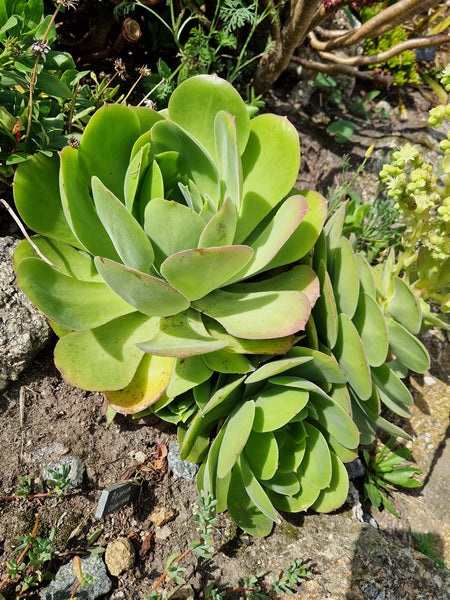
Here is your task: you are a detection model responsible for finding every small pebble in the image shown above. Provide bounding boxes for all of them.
[155,525,172,541]
[105,537,136,577]
[150,506,176,527]
[167,442,199,480]
[134,451,147,463]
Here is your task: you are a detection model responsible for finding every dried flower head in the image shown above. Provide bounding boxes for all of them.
[31,39,51,55]
[138,65,152,77]
[56,0,79,8]
[114,58,128,80]
[68,135,80,148]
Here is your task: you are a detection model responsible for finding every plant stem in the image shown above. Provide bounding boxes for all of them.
[24,3,62,140]
[150,548,192,593]
[0,514,39,593]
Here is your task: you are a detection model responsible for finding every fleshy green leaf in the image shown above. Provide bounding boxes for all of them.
[17,258,135,331]
[245,356,313,384]
[202,349,254,373]
[313,260,338,349]
[229,264,320,307]
[198,196,237,248]
[227,463,274,536]
[95,257,190,317]
[54,312,158,390]
[194,289,311,339]
[236,114,300,243]
[144,198,204,265]
[385,318,430,373]
[217,400,255,478]
[352,292,388,367]
[333,314,372,400]
[252,387,309,432]
[105,353,174,414]
[356,253,377,298]
[262,471,301,496]
[151,119,220,207]
[228,196,309,282]
[329,237,360,319]
[137,310,227,356]
[311,452,349,512]
[91,176,154,272]
[371,363,413,417]
[276,433,306,473]
[265,190,328,270]
[267,481,319,512]
[14,154,79,246]
[284,347,347,384]
[300,422,332,490]
[238,455,277,521]
[13,237,102,282]
[214,111,242,209]
[386,277,422,334]
[308,392,359,449]
[244,431,278,480]
[161,245,254,301]
[166,356,213,397]
[60,147,120,260]
[180,377,245,460]
[124,143,152,214]
[168,74,250,159]
[138,161,164,222]
[78,104,141,203]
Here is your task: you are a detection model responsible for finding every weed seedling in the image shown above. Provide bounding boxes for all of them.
[363,436,422,518]
[146,492,311,599]
[0,515,58,598]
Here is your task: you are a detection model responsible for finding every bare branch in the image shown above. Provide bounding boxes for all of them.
[316,32,450,66]
[291,55,395,84]
[316,0,442,51]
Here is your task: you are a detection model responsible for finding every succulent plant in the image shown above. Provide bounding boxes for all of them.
[172,204,431,537]
[312,205,430,445]
[13,74,326,416]
[13,74,430,538]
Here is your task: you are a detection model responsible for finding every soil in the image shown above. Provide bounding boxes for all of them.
[0,6,449,597]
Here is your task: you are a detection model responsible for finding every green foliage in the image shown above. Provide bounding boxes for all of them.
[363,436,421,518]
[45,463,71,498]
[0,0,121,175]
[146,492,311,599]
[412,532,449,570]
[117,0,277,105]
[13,74,430,537]
[16,476,32,499]
[6,527,57,596]
[379,66,450,328]
[360,5,420,86]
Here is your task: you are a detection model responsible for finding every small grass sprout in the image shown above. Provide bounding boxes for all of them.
[412,532,449,570]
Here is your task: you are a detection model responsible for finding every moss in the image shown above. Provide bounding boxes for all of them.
[53,511,85,548]
[276,521,302,541]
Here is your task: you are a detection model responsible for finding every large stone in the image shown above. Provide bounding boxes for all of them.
[0,236,52,389]
[40,555,112,600]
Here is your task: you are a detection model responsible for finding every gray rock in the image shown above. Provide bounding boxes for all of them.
[345,457,365,479]
[0,236,52,389]
[30,442,68,464]
[167,442,199,480]
[40,555,112,600]
[42,456,85,489]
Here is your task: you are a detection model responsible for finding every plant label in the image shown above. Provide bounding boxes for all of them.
[95,482,139,518]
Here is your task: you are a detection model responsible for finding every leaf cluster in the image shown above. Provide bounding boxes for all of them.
[363,436,421,517]
[0,0,121,176]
